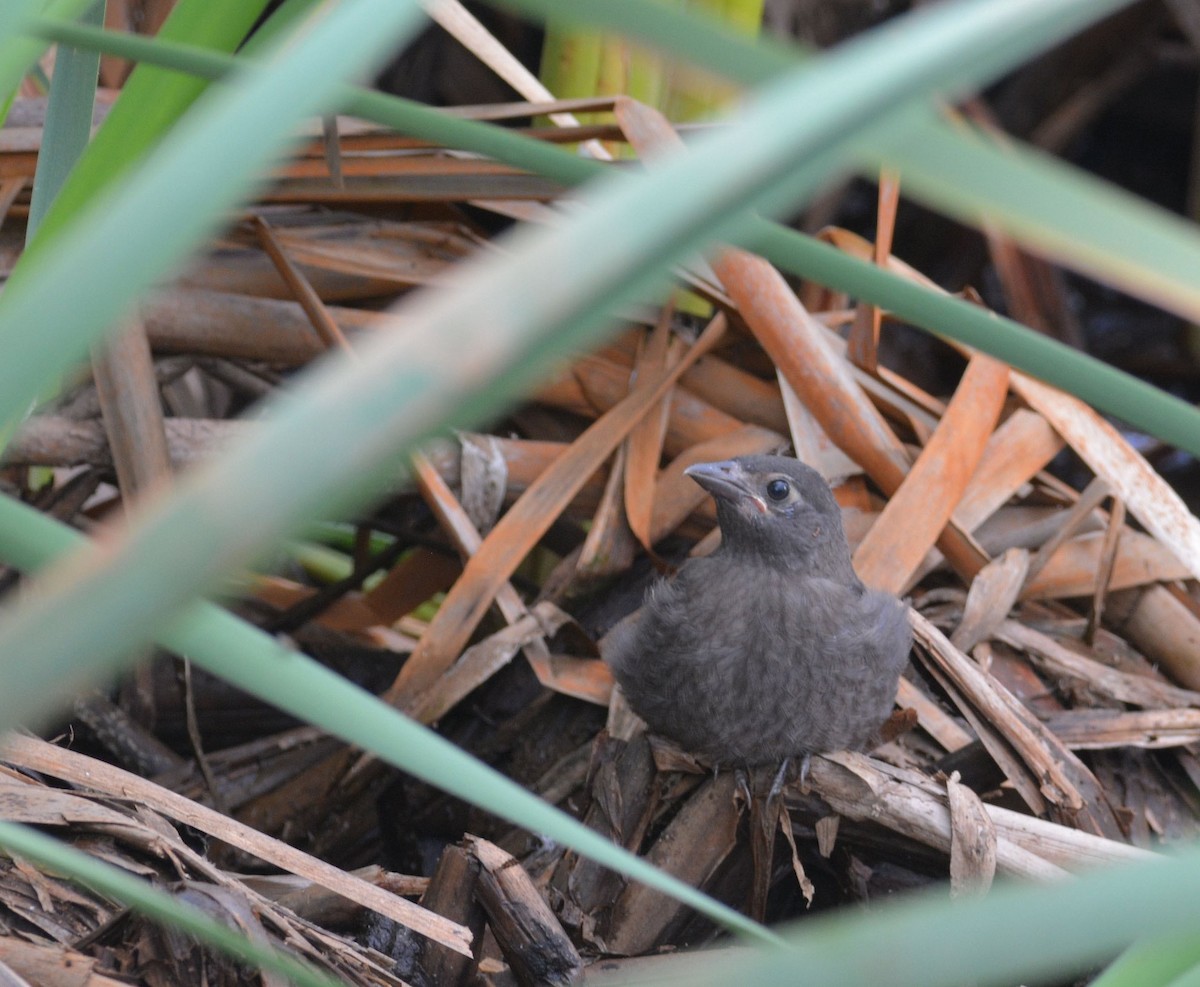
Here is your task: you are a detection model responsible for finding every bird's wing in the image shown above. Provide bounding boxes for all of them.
[598,609,643,674]
[795,580,911,673]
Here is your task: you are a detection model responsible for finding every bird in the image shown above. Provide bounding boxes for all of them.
[603,455,912,774]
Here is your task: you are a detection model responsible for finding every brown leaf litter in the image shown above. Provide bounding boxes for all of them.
[3,33,1200,983]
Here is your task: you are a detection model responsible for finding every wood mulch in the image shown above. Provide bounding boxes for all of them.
[3,7,1200,984]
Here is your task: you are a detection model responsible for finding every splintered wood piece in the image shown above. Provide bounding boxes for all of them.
[803,753,1063,880]
[811,748,1154,870]
[1041,708,1200,750]
[895,678,975,753]
[951,548,1030,654]
[1011,370,1200,581]
[853,353,1009,594]
[946,771,997,897]
[1086,497,1126,644]
[385,315,725,705]
[0,937,127,987]
[419,845,486,987]
[603,772,740,956]
[916,637,1049,817]
[743,764,793,920]
[71,690,185,777]
[0,734,473,958]
[776,371,861,480]
[91,318,173,503]
[778,800,817,906]
[466,836,582,987]
[997,619,1200,709]
[1021,476,1111,590]
[623,308,675,551]
[551,734,659,923]
[952,408,1066,531]
[1114,585,1200,690]
[578,443,638,578]
[911,612,1126,839]
[847,169,900,373]
[252,214,352,353]
[1021,530,1192,600]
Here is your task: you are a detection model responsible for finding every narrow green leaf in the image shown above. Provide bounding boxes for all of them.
[872,107,1200,329]
[0,823,344,987]
[1091,935,1200,987]
[0,0,428,432]
[602,847,1199,987]
[0,0,96,113]
[1167,964,1200,987]
[24,0,276,258]
[36,11,1200,460]
[746,218,1200,455]
[26,0,104,238]
[0,0,41,43]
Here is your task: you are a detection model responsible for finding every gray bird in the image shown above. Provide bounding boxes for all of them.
[604,455,911,770]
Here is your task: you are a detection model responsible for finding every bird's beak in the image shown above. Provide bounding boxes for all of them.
[684,460,767,513]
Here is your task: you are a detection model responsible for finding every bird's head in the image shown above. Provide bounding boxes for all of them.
[684,455,855,576]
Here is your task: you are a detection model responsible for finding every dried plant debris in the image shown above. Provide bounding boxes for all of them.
[0,756,432,986]
[5,11,1200,980]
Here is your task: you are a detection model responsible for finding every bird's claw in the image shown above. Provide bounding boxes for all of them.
[734,765,753,805]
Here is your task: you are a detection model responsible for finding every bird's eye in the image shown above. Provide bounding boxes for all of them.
[766,478,790,501]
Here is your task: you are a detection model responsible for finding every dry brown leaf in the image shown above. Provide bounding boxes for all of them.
[854,353,1009,593]
[384,316,726,704]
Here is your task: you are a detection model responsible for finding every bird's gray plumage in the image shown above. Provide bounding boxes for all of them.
[604,455,911,766]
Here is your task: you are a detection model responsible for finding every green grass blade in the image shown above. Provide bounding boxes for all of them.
[1091,935,1200,987]
[30,17,1200,461]
[0,0,97,111]
[871,107,1200,327]
[26,0,104,237]
[746,218,1200,454]
[1167,965,1200,987]
[0,0,428,432]
[604,847,1200,987]
[501,0,1200,331]
[0,0,41,42]
[0,823,345,987]
[23,0,276,259]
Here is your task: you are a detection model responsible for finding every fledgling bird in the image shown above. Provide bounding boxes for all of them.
[604,455,911,770]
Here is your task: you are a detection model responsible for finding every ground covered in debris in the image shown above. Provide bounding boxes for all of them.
[4,3,1200,985]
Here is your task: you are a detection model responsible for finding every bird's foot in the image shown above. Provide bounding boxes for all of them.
[734,765,753,806]
[795,753,811,791]
[760,754,810,803]
[768,757,791,802]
